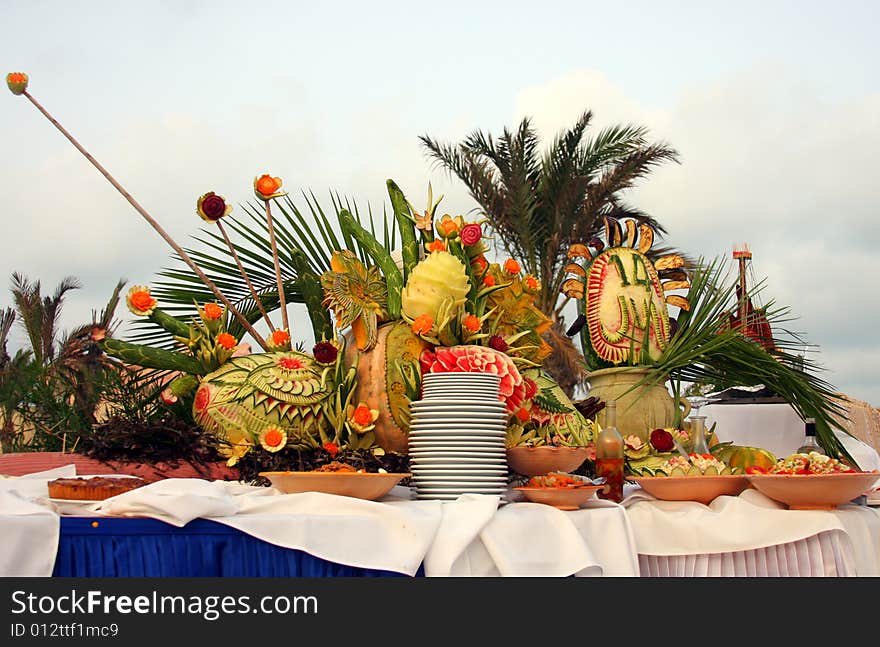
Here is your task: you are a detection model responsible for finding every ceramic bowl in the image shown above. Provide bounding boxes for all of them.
[746,471,880,510]
[505,446,590,477]
[631,474,749,505]
[259,471,410,500]
[513,485,603,510]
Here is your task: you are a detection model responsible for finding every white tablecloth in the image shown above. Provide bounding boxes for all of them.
[3,465,879,578]
[623,484,880,576]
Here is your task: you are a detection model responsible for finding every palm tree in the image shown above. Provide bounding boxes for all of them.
[420,110,679,395]
[2,274,127,451]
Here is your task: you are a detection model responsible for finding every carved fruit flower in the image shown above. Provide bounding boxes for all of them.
[347,402,379,434]
[259,425,288,452]
[320,250,388,351]
[126,285,157,316]
[649,428,675,452]
[419,345,526,413]
[268,329,291,350]
[6,72,28,95]
[253,174,286,200]
[460,223,482,246]
[196,192,232,222]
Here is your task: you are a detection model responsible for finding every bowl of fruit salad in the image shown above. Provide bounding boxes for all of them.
[745,451,880,510]
[513,472,604,510]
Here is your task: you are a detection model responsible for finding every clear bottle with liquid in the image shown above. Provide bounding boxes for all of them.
[796,418,825,455]
[596,400,624,502]
[690,416,710,455]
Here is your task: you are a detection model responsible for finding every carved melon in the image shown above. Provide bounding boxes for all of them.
[345,321,431,453]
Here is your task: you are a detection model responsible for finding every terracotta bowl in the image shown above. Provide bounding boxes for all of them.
[259,471,411,500]
[505,446,590,477]
[631,475,749,505]
[746,471,880,510]
[514,485,603,510]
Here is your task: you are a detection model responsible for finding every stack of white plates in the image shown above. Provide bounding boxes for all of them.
[409,373,509,501]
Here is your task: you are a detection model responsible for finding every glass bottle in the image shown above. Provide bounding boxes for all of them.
[596,400,624,502]
[690,416,710,455]
[796,418,825,455]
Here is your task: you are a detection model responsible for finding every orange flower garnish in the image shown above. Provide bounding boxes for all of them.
[463,314,481,333]
[503,258,521,274]
[323,441,339,458]
[516,407,531,422]
[6,72,28,95]
[482,275,496,287]
[126,285,157,316]
[216,332,237,350]
[471,255,488,272]
[524,274,540,291]
[437,214,463,238]
[347,401,379,433]
[270,329,290,347]
[259,425,287,453]
[352,405,374,426]
[411,314,433,335]
[425,239,447,253]
[202,303,223,320]
[254,174,285,200]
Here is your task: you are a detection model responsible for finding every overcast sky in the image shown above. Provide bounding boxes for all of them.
[2,0,878,406]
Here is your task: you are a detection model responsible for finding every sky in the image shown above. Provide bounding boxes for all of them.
[1,0,878,406]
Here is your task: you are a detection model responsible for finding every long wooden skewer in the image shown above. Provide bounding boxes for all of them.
[19,88,270,351]
[262,200,290,333]
[216,220,275,332]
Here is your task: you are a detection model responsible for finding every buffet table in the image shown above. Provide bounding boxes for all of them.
[3,465,879,578]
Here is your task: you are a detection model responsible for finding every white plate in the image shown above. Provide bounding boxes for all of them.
[412,467,509,475]
[409,422,507,429]
[411,459,507,467]
[423,373,501,380]
[408,448,506,456]
[411,400,506,408]
[409,427,506,436]
[413,479,509,486]
[408,440,506,448]
[410,418,507,426]
[415,488,506,495]
[411,414,508,423]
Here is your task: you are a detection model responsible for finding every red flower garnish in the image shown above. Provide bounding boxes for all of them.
[197,192,231,222]
[312,341,338,364]
[482,275,496,287]
[487,335,508,352]
[460,223,482,246]
[216,332,237,350]
[323,441,339,458]
[649,428,674,452]
[503,258,521,274]
[515,407,531,422]
[523,376,538,400]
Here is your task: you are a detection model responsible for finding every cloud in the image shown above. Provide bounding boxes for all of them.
[513,65,880,405]
[3,63,877,407]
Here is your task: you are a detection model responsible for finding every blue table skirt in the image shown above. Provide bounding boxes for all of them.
[54,517,421,577]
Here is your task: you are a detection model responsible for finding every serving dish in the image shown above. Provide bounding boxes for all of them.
[631,474,749,505]
[513,484,603,510]
[259,471,410,500]
[746,471,880,510]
